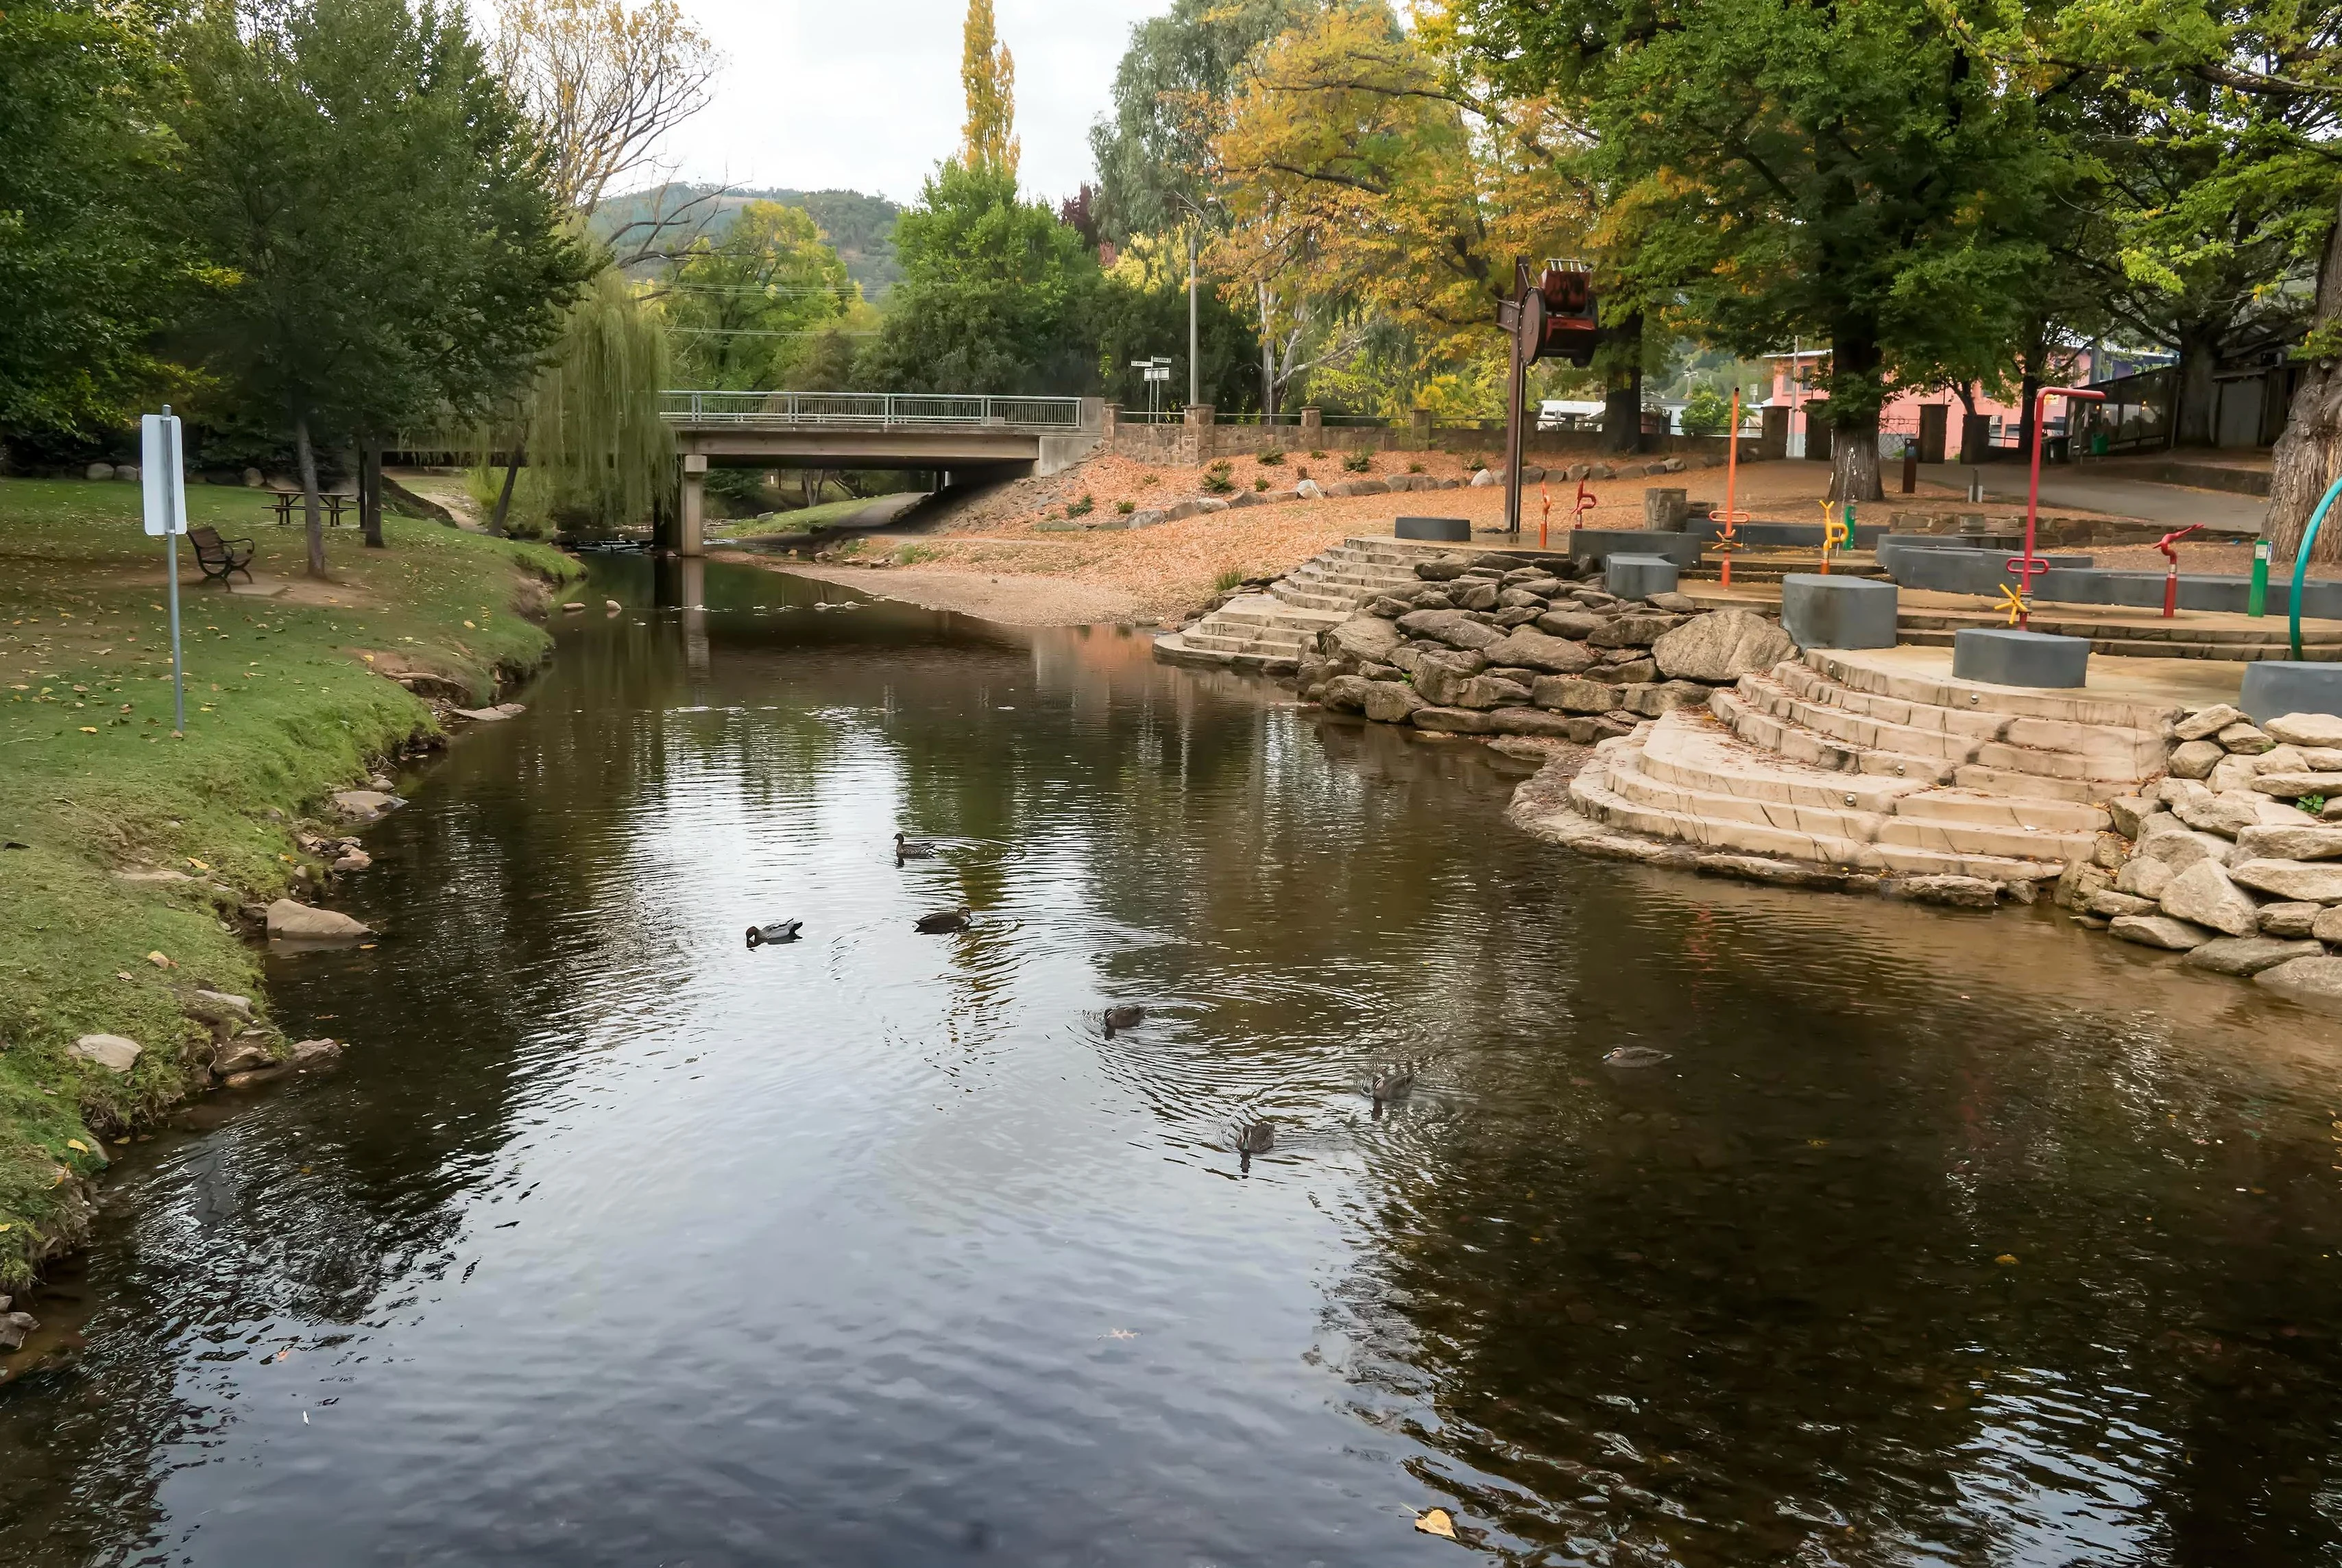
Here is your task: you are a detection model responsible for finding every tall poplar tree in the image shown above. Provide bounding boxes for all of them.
[960,0,1019,178]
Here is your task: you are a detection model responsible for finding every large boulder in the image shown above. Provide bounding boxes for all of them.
[2106,796,2156,838]
[1414,555,1474,581]
[2260,901,2321,937]
[2230,858,2342,902]
[266,899,373,941]
[1650,610,1795,682]
[2247,772,2334,799]
[1318,675,1375,713]
[70,1034,141,1074]
[2265,712,2342,748]
[1621,681,1713,717]
[1451,581,1501,611]
[1451,675,1534,710]
[2173,703,2244,742]
[2255,954,2342,1004]
[1534,608,1606,640]
[2217,721,2275,754]
[1487,708,1580,737]
[2138,827,2232,872]
[1411,706,1495,734]
[2110,913,2213,950]
[2158,860,2261,937]
[332,790,398,821]
[2112,856,2173,898]
[2166,740,2223,780]
[2172,790,2263,839]
[2234,823,2342,862]
[2184,936,2322,976]
[1360,682,1426,725]
[1590,613,1685,649]
[1329,615,1403,665]
[1395,609,1505,651]
[1481,628,1595,675]
[1532,676,1624,714]
[1413,653,1488,707]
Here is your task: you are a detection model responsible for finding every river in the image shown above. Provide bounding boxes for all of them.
[1,557,2339,1566]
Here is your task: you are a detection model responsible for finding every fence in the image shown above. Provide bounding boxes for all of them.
[658,391,1089,429]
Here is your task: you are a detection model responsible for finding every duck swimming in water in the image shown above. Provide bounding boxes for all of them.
[1101,1004,1145,1036]
[914,907,972,933]
[895,832,936,861]
[745,919,802,948]
[1366,1063,1416,1113]
[1231,1118,1275,1171]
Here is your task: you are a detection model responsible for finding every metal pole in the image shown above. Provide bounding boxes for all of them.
[163,407,186,735]
[1504,323,1525,538]
[1187,228,1200,409]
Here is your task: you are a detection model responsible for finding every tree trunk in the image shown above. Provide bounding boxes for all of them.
[1258,281,1277,419]
[293,411,327,578]
[2015,369,2041,459]
[1827,330,1885,502]
[2173,324,2223,448]
[2267,193,2342,561]
[359,437,385,548]
[490,426,527,537]
[1602,311,1644,455]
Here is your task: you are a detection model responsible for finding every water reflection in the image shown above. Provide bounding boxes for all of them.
[0,559,2338,1567]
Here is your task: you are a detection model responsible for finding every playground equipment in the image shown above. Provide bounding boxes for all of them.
[2156,524,2203,618]
[2005,385,2105,629]
[2251,539,2271,618]
[1497,258,1602,536]
[1816,500,1852,574]
[1711,389,1752,586]
[2292,477,2342,660]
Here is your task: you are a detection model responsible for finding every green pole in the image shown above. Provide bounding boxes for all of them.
[2249,539,2269,618]
[2289,477,2342,661]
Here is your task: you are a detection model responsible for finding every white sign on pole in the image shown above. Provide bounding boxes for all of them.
[140,413,186,536]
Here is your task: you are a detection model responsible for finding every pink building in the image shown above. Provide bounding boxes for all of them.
[1758,347,2116,460]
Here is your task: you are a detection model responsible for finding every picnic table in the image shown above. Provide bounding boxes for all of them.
[265,490,358,527]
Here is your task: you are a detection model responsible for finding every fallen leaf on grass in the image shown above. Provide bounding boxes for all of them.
[145,951,173,969]
[77,727,96,735]
[64,1140,86,1153]
[114,972,134,982]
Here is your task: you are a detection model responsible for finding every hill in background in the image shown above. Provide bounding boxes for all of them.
[596,184,904,298]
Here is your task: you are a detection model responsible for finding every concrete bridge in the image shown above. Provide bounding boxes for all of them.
[661,391,1104,554]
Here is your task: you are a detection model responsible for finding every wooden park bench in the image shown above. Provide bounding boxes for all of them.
[189,526,256,584]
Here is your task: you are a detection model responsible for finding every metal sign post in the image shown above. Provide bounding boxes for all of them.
[141,406,189,734]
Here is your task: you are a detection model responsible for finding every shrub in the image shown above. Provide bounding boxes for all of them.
[1253,477,1270,491]
[1066,493,1095,517]
[2306,793,2330,816]
[1296,467,1310,481]
[1202,460,1235,495]
[1342,450,1373,473]
[1257,449,1285,466]
[1115,499,1136,515]
[1213,567,1244,592]
[1407,461,1427,474]
[895,543,938,565]
[1309,448,1327,459]
[1139,472,1159,487]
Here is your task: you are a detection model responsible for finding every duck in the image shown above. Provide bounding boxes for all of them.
[895,831,937,861]
[914,907,972,934]
[1101,1004,1145,1037]
[1231,1118,1275,1171]
[1602,1045,1671,1069]
[1366,1063,1416,1111]
[745,919,802,948]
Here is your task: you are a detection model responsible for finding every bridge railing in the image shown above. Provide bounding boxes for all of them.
[660,391,1087,429]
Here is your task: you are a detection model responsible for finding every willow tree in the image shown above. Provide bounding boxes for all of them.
[487,267,673,538]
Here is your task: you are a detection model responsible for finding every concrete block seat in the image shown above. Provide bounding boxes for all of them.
[1780,573,1898,649]
[1953,627,2090,688]
[1566,710,2102,880]
[2241,661,2342,724]
[1605,554,1680,600]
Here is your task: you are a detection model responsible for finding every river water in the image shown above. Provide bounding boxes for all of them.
[3,558,2341,1566]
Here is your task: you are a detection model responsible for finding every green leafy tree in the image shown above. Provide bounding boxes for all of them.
[662,201,857,389]
[858,161,1100,394]
[171,0,583,572]
[0,0,189,438]
[1678,383,1730,437]
[1089,235,1261,411]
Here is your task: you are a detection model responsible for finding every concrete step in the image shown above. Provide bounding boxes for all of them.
[1736,671,1985,763]
[1771,658,2164,782]
[1948,763,2106,805]
[1803,648,2184,734]
[1710,688,1959,785]
[1606,740,1890,841]
[1569,742,2064,880]
[1873,814,2098,863]
[1772,660,2006,740]
[1637,710,1931,814]
[1887,789,2108,834]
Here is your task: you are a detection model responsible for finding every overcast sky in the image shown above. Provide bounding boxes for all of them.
[653,0,1166,206]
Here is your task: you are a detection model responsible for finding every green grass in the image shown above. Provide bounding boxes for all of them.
[721,495,897,538]
[0,478,579,1283]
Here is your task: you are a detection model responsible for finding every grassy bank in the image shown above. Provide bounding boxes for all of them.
[0,479,581,1283]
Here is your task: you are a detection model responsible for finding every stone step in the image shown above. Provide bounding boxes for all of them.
[1710,688,1959,785]
[1637,710,1931,814]
[1948,762,2106,805]
[1872,814,2098,863]
[1569,744,2064,880]
[1736,671,1984,763]
[1886,789,2108,834]
[1606,740,1890,841]
[1270,587,1362,613]
[1803,648,2184,733]
[1772,660,2006,740]
[1774,658,2164,782]
[1183,625,1314,653]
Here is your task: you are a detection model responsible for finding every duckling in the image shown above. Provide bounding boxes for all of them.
[895,831,937,861]
[1366,1063,1416,1112]
[1231,1118,1275,1171]
[1101,1004,1145,1037]
[745,919,801,948]
[914,907,972,934]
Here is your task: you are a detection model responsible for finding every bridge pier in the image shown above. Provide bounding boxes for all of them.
[679,453,706,557]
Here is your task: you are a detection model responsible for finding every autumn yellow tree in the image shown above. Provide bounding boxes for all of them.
[959,0,1019,178]
[1207,2,1587,414]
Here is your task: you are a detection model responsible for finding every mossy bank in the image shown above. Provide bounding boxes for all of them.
[0,479,582,1285]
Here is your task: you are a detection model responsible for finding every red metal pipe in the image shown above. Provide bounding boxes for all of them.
[2011,386,2105,628]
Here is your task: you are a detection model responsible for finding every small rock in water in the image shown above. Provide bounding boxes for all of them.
[0,1311,39,1353]
[1602,1046,1671,1068]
